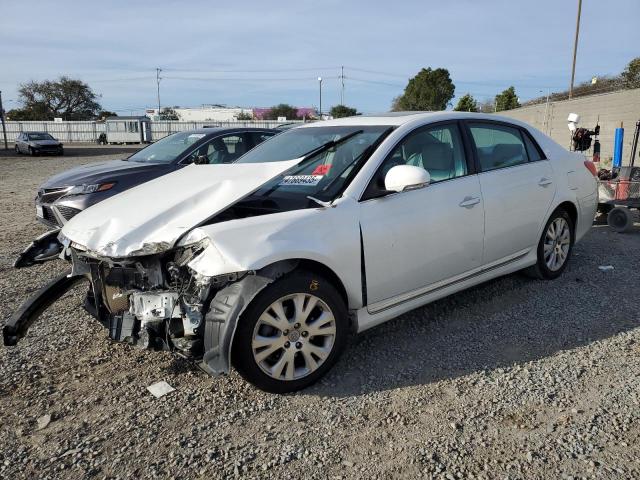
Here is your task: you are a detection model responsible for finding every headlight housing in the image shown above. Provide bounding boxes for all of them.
[66,182,116,196]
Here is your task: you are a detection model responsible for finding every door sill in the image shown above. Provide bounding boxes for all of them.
[367,249,530,314]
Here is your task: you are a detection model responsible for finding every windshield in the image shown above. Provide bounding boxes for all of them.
[236,125,384,164]
[28,133,54,141]
[128,131,206,163]
[239,125,392,204]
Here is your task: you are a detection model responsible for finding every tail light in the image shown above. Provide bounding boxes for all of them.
[584,160,597,177]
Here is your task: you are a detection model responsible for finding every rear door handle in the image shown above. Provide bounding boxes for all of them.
[538,177,553,187]
[459,196,481,208]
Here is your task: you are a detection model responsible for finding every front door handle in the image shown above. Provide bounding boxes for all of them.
[538,177,553,187]
[459,196,481,208]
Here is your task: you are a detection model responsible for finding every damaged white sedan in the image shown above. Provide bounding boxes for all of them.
[4,112,598,393]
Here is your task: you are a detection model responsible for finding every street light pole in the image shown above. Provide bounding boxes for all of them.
[156,68,162,118]
[318,77,323,119]
[0,91,8,150]
[569,0,582,100]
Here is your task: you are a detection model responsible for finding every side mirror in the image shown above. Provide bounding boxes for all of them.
[193,154,209,165]
[384,165,430,193]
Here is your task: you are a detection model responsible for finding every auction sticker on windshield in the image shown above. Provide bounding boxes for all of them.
[279,175,323,186]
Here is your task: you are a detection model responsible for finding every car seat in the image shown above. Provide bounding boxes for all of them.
[491,144,525,169]
[419,142,454,182]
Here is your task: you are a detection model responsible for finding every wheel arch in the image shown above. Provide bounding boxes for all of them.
[257,258,350,309]
[554,200,578,230]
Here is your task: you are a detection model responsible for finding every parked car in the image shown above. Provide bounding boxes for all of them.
[33,127,277,228]
[5,112,598,393]
[15,132,64,156]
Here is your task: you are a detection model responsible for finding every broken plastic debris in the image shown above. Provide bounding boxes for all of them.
[147,381,175,398]
[598,265,614,271]
[36,414,52,430]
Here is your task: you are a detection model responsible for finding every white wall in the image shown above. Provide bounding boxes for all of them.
[146,106,254,122]
[500,88,640,166]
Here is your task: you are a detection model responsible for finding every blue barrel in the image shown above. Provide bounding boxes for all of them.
[613,128,624,167]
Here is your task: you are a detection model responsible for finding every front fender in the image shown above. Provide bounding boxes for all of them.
[187,202,362,308]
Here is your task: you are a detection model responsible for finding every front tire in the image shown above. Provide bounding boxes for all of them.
[29,147,37,156]
[232,271,348,393]
[525,208,574,280]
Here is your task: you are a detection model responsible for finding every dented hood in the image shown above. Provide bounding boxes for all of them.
[61,160,300,257]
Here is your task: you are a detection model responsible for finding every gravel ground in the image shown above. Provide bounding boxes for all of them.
[0,147,639,479]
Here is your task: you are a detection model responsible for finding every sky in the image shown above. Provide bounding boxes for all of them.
[1,0,638,115]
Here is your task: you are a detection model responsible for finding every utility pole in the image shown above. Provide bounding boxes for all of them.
[569,0,582,99]
[340,66,345,105]
[156,68,162,118]
[318,77,323,119]
[0,91,7,150]
[543,88,551,134]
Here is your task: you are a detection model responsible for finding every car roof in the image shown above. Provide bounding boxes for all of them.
[180,127,278,135]
[297,111,530,129]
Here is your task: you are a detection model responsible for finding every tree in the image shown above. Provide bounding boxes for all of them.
[262,104,300,120]
[453,94,478,112]
[330,104,358,118]
[392,68,455,111]
[16,76,101,120]
[621,57,640,89]
[97,110,118,120]
[6,106,48,120]
[159,107,179,120]
[235,111,253,120]
[494,86,520,112]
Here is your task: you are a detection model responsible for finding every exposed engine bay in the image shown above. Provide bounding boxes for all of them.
[3,230,300,376]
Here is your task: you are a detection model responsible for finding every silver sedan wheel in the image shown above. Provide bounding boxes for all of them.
[251,293,336,381]
[544,217,571,271]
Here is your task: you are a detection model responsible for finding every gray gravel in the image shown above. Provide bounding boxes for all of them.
[1,147,639,479]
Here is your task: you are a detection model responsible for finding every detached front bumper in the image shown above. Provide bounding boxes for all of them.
[3,270,84,346]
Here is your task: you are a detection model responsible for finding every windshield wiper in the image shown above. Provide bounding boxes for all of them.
[306,196,335,208]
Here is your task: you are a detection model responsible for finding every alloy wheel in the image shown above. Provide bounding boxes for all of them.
[544,217,570,271]
[251,293,336,381]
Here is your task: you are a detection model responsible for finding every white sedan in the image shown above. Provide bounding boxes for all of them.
[5,112,598,393]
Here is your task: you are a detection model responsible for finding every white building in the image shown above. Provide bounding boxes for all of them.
[146,105,253,122]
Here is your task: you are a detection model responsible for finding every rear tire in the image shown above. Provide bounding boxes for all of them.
[232,270,348,393]
[525,208,574,280]
[607,207,634,233]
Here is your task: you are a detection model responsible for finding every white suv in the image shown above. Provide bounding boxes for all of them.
[6,112,598,393]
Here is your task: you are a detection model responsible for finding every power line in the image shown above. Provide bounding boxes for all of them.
[345,66,409,79]
[163,75,340,82]
[347,77,405,88]
[164,66,340,73]
[89,76,156,83]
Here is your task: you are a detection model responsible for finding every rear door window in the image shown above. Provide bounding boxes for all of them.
[468,123,529,172]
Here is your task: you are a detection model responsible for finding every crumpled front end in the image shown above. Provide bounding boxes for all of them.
[4,233,289,376]
[68,237,279,374]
